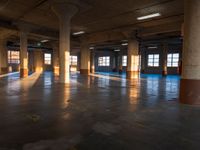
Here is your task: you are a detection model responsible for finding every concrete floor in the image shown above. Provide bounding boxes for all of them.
[0,72,200,150]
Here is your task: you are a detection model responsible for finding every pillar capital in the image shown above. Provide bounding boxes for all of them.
[51,0,78,20]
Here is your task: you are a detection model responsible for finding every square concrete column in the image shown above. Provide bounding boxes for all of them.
[0,39,8,74]
[20,31,28,78]
[80,43,90,75]
[33,49,44,72]
[126,39,139,79]
[180,0,200,105]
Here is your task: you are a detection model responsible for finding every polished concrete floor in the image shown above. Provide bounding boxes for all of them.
[0,72,200,150]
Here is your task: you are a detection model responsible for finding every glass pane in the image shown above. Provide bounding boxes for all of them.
[168,54,172,58]
[148,62,153,67]
[148,60,153,63]
[154,54,159,59]
[173,53,179,58]
[167,63,172,67]
[172,63,178,67]
[154,59,159,63]
[154,63,159,67]
[148,55,153,59]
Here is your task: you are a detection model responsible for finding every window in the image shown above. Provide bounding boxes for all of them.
[70,56,78,65]
[167,53,179,67]
[8,50,20,64]
[122,55,127,66]
[148,54,159,67]
[44,53,52,65]
[98,56,110,66]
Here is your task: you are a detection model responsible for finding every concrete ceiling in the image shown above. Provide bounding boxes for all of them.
[0,0,184,45]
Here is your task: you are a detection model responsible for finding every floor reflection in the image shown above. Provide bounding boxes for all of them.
[1,71,196,150]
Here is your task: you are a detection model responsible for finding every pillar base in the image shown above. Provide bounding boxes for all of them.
[126,71,139,79]
[80,69,90,75]
[20,68,28,78]
[162,70,167,76]
[180,79,200,105]
[1,67,8,74]
[90,69,95,74]
[53,67,59,75]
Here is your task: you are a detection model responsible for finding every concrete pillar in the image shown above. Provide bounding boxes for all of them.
[126,39,139,79]
[162,43,168,76]
[180,0,200,105]
[52,1,78,83]
[28,51,34,72]
[140,47,146,74]
[52,43,59,75]
[80,43,90,75]
[20,31,28,78]
[33,49,43,72]
[90,49,95,73]
[118,51,123,73]
[0,39,8,74]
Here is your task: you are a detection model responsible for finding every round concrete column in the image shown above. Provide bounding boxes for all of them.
[80,43,90,75]
[90,49,95,73]
[0,39,8,74]
[20,31,28,78]
[180,0,200,105]
[52,1,78,83]
[126,39,139,79]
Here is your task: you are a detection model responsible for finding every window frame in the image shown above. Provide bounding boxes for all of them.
[44,53,52,65]
[98,56,110,67]
[167,53,179,67]
[147,54,160,67]
[70,55,78,66]
[122,55,127,67]
[8,50,20,64]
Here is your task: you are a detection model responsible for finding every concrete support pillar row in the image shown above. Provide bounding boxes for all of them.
[0,39,8,74]
[80,43,90,75]
[20,31,28,78]
[180,0,200,105]
[52,1,78,83]
[33,50,43,72]
[126,39,139,79]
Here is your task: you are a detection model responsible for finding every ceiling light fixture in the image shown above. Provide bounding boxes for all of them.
[137,13,161,20]
[73,31,85,35]
[41,40,49,43]
[114,49,120,52]
[121,43,128,46]
[148,46,158,49]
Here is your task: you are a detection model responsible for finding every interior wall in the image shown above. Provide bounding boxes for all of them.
[95,51,115,72]
[141,44,182,75]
